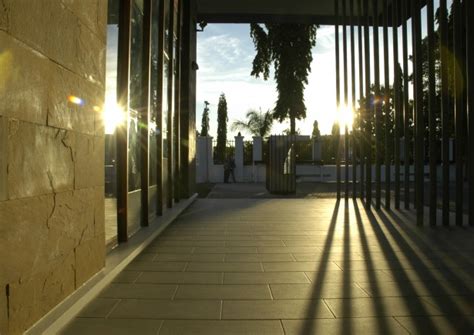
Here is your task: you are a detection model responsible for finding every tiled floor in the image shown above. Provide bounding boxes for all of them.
[61,198,474,334]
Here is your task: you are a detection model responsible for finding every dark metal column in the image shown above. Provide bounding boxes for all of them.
[335,0,342,199]
[373,0,381,210]
[402,0,410,210]
[343,0,349,199]
[174,0,183,203]
[392,0,401,209]
[412,0,424,226]
[382,0,391,209]
[358,0,365,200]
[453,0,465,226]
[156,0,166,215]
[364,0,372,209]
[167,0,175,208]
[427,0,437,225]
[140,0,152,226]
[179,0,197,199]
[350,0,357,198]
[439,0,450,226]
[116,0,132,242]
[467,0,474,226]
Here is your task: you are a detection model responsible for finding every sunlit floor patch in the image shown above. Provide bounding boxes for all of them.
[61,198,474,335]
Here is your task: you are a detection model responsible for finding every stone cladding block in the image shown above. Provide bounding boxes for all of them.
[75,134,104,190]
[48,65,104,135]
[7,120,75,199]
[8,252,76,335]
[0,31,50,125]
[0,116,6,200]
[75,235,105,286]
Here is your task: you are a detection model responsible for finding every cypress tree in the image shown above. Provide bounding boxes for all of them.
[200,101,210,136]
[216,93,228,163]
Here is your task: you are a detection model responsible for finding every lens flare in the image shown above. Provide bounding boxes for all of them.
[68,95,84,106]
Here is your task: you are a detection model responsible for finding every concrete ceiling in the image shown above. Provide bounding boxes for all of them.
[196,0,424,26]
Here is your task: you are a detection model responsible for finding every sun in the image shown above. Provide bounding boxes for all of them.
[103,93,125,135]
[338,104,354,133]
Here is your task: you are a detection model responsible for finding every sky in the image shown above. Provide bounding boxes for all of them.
[102,1,443,138]
[196,2,440,138]
[196,24,338,138]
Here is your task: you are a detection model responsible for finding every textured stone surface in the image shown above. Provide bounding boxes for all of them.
[0,187,105,301]
[0,116,6,201]
[48,66,100,136]
[6,0,77,70]
[60,0,105,42]
[0,31,50,125]
[7,121,75,199]
[75,235,105,287]
[0,0,10,32]
[76,17,106,85]
[3,0,106,85]
[1,0,106,332]
[0,292,6,335]
[8,252,76,335]
[0,194,54,284]
[75,135,104,189]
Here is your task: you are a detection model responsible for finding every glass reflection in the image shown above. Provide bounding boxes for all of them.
[128,0,144,191]
[104,0,120,245]
[149,0,160,186]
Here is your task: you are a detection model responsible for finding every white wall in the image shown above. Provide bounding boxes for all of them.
[196,136,458,183]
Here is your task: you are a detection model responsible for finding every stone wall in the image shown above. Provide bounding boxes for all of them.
[0,1,107,333]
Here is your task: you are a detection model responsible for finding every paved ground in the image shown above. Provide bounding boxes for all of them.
[206,182,341,199]
[61,198,474,334]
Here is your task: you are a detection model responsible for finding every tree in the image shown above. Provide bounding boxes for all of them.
[215,94,228,163]
[231,108,274,137]
[200,101,210,136]
[311,120,321,140]
[250,23,318,134]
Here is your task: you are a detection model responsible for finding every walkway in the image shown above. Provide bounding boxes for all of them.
[61,198,474,334]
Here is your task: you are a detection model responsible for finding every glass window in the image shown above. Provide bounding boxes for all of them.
[162,0,170,158]
[104,0,120,245]
[128,0,144,191]
[149,0,160,186]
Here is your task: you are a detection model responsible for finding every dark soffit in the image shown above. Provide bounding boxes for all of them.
[196,0,428,26]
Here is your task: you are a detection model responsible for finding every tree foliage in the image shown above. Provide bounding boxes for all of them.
[231,108,274,137]
[216,93,228,163]
[250,23,318,134]
[200,101,210,137]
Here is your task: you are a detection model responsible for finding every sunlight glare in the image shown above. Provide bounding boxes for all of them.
[104,95,125,134]
[338,104,354,132]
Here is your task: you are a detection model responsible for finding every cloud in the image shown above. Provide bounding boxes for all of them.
[315,25,337,51]
[196,24,339,138]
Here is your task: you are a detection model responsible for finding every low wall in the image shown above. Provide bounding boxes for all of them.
[199,163,458,184]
